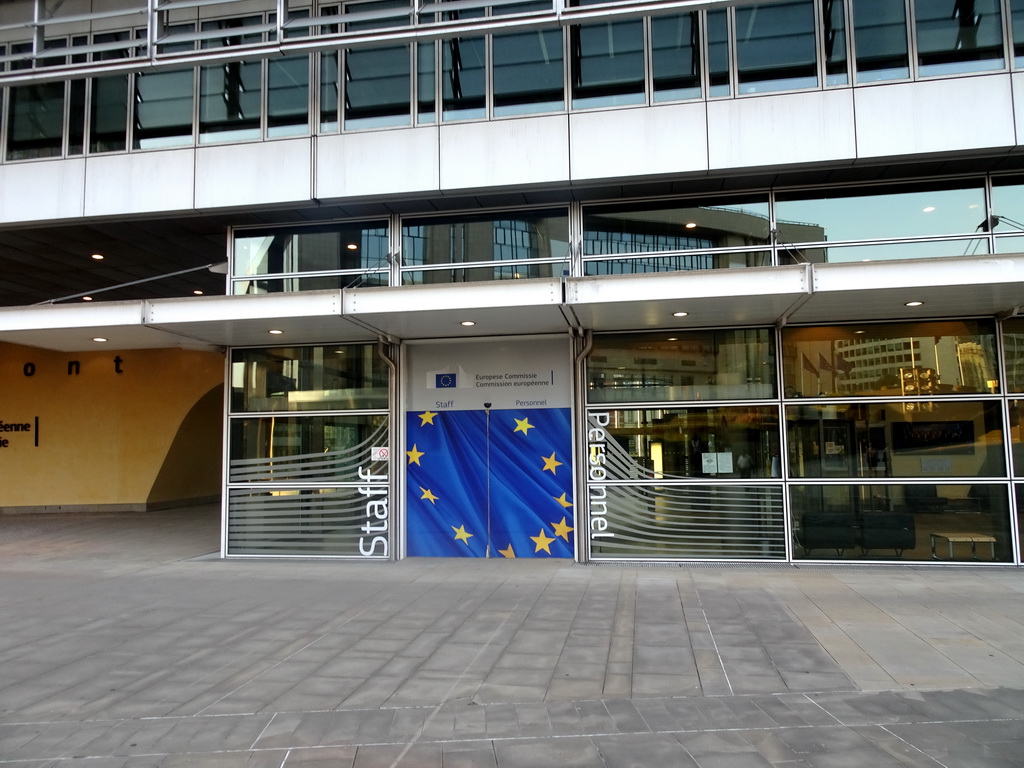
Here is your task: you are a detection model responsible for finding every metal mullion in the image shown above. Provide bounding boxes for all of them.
[812,0,825,89]
[642,14,652,106]
[390,212,402,286]
[995,319,1021,563]
[905,0,918,80]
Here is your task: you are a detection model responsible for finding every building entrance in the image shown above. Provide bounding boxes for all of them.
[404,338,575,558]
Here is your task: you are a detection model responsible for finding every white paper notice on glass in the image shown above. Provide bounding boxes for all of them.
[702,453,718,473]
[716,452,733,474]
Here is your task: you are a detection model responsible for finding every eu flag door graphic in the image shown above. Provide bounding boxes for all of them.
[405,339,575,558]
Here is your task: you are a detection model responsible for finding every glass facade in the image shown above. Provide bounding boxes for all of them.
[227,343,391,557]
[585,321,1019,564]
[6,0,1024,162]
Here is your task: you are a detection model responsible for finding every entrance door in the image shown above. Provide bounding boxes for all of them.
[404,338,575,558]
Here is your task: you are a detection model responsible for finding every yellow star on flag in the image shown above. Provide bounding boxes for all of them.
[531,528,556,554]
[452,525,473,544]
[407,444,425,465]
[541,452,563,474]
[553,492,573,509]
[498,543,516,558]
[420,487,439,504]
[513,417,534,435]
[552,517,574,541]
[419,410,438,426]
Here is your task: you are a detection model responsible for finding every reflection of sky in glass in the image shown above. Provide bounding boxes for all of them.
[990,183,1024,230]
[819,239,989,263]
[776,186,985,242]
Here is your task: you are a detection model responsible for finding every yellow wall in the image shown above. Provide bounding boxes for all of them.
[0,342,224,511]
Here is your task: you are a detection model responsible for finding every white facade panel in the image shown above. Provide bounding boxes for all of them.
[707,89,856,170]
[438,116,569,191]
[569,103,708,181]
[194,139,312,210]
[0,159,85,224]
[854,75,1016,159]
[315,128,440,200]
[83,150,196,218]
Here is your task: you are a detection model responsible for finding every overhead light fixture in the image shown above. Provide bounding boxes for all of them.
[922,206,936,213]
[269,329,284,335]
[92,337,107,343]
[460,321,476,327]
[193,289,204,295]
[667,337,678,341]
[346,243,359,250]
[90,253,104,260]
[685,222,697,229]
[854,329,866,334]
[672,311,689,317]
[82,296,93,301]
[905,301,924,307]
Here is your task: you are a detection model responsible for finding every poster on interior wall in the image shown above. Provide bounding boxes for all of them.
[405,338,574,558]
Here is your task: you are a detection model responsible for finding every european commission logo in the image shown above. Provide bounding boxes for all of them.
[435,373,457,388]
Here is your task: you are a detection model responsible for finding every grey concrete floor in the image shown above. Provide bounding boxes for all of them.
[1,506,1023,766]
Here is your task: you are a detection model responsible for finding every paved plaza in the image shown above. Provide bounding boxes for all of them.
[1,506,1023,766]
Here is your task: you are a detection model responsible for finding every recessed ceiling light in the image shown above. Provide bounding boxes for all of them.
[667,337,678,341]
[460,321,476,327]
[922,206,936,213]
[672,311,689,317]
[82,296,93,301]
[193,289,204,295]
[685,222,697,229]
[92,337,107,343]
[269,329,284,335]
[854,330,866,334]
[90,253,104,260]
[905,300,924,307]
[346,243,359,250]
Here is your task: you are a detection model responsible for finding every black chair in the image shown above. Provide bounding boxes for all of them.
[797,512,857,556]
[859,513,916,556]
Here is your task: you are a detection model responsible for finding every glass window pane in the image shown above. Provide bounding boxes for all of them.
[134,68,195,149]
[492,27,564,116]
[781,320,999,398]
[988,177,1024,232]
[401,264,558,284]
[442,35,486,120]
[229,413,388,482]
[571,20,645,109]
[227,486,389,557]
[584,251,771,275]
[652,13,701,102]
[345,45,411,129]
[915,0,1003,76]
[707,9,731,97]
[792,483,1012,561]
[320,51,339,131]
[401,210,570,267]
[583,197,771,256]
[823,0,849,84]
[234,222,389,277]
[590,406,780,480]
[6,83,65,160]
[793,238,989,264]
[736,1,818,94]
[230,344,389,412]
[89,31,130,153]
[267,54,309,136]
[587,329,778,403]
[1004,317,1024,393]
[588,483,786,559]
[774,181,986,244]
[853,0,909,82]
[417,41,436,123]
[199,18,263,143]
[1012,0,1024,66]
[786,400,1005,479]
[232,272,388,294]
[1009,400,1023,476]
